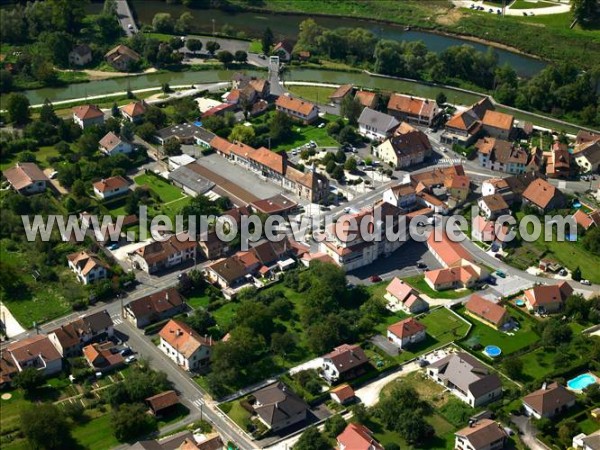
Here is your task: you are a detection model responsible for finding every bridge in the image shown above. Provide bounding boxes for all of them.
[116,0,138,37]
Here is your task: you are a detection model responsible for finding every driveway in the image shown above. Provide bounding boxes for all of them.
[511,414,551,450]
[370,335,399,356]
[354,361,420,407]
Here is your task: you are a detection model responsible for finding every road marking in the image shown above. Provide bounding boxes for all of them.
[192,399,204,408]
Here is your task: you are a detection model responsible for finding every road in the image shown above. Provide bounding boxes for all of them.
[115,0,138,37]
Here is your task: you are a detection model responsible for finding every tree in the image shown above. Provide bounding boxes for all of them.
[228,124,255,144]
[558,420,579,448]
[572,266,582,281]
[103,0,117,15]
[175,11,194,34]
[186,38,202,55]
[572,0,598,23]
[145,106,167,128]
[186,309,216,335]
[20,403,72,450]
[206,41,221,55]
[324,414,347,437]
[340,95,363,126]
[112,403,157,441]
[293,427,330,450]
[344,156,358,172]
[262,27,274,54]
[152,13,174,33]
[40,98,59,125]
[335,148,347,164]
[163,137,182,156]
[6,93,31,125]
[585,383,600,404]
[332,164,345,181]
[121,121,134,141]
[582,226,600,255]
[269,111,293,142]
[0,69,13,93]
[111,102,120,118]
[326,159,337,174]
[217,50,234,66]
[436,92,447,106]
[13,367,44,393]
[234,50,248,64]
[503,357,523,379]
[270,331,296,356]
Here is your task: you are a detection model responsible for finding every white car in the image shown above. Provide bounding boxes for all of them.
[581,279,591,285]
[125,355,137,364]
[128,24,133,29]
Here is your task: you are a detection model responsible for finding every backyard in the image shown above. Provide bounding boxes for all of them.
[0,146,61,171]
[456,304,540,356]
[287,85,337,104]
[133,173,186,203]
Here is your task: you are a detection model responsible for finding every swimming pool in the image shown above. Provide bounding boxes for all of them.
[567,373,597,391]
[484,345,502,358]
[515,299,525,307]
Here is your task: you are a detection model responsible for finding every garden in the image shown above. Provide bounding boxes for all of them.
[402,275,474,300]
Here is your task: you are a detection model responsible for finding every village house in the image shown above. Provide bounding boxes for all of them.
[572,136,600,173]
[424,231,487,291]
[252,382,309,432]
[130,233,197,274]
[441,98,494,146]
[387,93,440,126]
[523,281,573,314]
[572,209,600,230]
[481,172,539,205]
[321,344,369,384]
[382,183,417,210]
[523,382,576,419]
[475,138,528,174]
[522,178,565,213]
[384,277,429,314]
[73,104,105,129]
[156,123,215,146]
[250,194,297,216]
[445,175,471,204]
[159,319,213,372]
[121,101,147,123]
[455,419,508,450]
[66,251,108,285]
[105,44,140,71]
[330,383,356,405]
[477,194,510,220]
[3,162,48,194]
[92,175,130,200]
[273,40,294,61]
[198,230,229,260]
[375,122,432,169]
[472,216,509,247]
[544,144,571,179]
[276,95,318,124]
[4,335,63,379]
[572,429,600,450]
[465,295,510,329]
[285,166,330,203]
[130,431,223,450]
[329,84,354,105]
[481,110,514,140]
[99,131,133,156]
[320,202,407,271]
[83,341,125,373]
[48,310,114,357]
[231,74,270,99]
[427,351,502,407]
[146,390,180,416]
[387,317,427,350]
[124,287,186,328]
[357,107,399,141]
[69,44,92,66]
[337,423,384,450]
[355,90,378,109]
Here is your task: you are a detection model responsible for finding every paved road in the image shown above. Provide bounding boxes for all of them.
[116,0,138,37]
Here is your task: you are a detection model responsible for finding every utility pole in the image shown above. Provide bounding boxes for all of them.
[212,19,215,37]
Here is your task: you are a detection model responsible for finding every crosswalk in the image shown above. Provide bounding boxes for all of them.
[191,398,204,409]
[111,315,123,326]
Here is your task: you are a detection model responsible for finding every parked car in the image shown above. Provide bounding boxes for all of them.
[581,279,591,285]
[107,243,119,250]
[370,275,382,282]
[318,122,326,128]
[125,355,137,364]
[495,270,506,278]
[417,262,427,269]
[494,253,503,260]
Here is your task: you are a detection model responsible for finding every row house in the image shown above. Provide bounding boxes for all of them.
[130,233,197,274]
[124,287,186,328]
[374,122,432,169]
[441,98,494,146]
[319,202,406,271]
[48,310,114,357]
[475,137,527,174]
[387,93,440,126]
[159,319,213,372]
[275,95,319,124]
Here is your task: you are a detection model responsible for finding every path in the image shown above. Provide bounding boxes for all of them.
[511,415,551,450]
[0,302,26,338]
[452,0,571,16]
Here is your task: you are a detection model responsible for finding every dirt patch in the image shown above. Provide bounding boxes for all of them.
[1,393,12,400]
[436,7,464,26]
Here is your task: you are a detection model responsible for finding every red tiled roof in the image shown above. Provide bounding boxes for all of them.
[276,95,317,116]
[522,178,559,209]
[330,383,355,402]
[355,90,377,108]
[427,231,472,267]
[388,317,426,339]
[4,163,48,190]
[387,93,436,118]
[159,319,212,359]
[93,175,129,193]
[121,101,147,117]
[466,294,508,326]
[73,104,103,120]
[146,390,179,413]
[337,423,384,450]
[482,110,514,130]
[524,282,573,308]
[329,84,354,100]
[386,277,413,301]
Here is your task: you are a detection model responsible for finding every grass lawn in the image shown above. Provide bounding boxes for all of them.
[133,174,185,203]
[402,275,473,300]
[287,85,337,104]
[220,400,253,430]
[186,292,211,309]
[506,212,600,283]
[211,301,239,329]
[70,413,120,450]
[457,305,540,356]
[509,0,557,9]
[0,145,61,171]
[249,39,262,53]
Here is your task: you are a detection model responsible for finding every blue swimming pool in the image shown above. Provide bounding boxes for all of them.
[567,373,597,391]
[484,345,502,358]
[515,299,525,307]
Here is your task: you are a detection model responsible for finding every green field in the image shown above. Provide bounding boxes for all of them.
[457,305,540,356]
[509,0,556,9]
[0,146,61,171]
[402,275,473,300]
[133,174,185,203]
[287,85,337,104]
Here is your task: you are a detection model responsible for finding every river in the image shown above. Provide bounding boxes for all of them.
[129,0,547,77]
